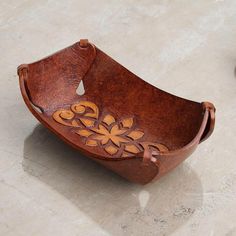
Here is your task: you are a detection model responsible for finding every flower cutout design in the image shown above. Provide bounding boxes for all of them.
[92,124,128,146]
[76,114,144,156]
[52,100,169,158]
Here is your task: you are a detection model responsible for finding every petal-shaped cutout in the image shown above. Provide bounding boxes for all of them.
[103,114,115,126]
[121,117,133,128]
[93,135,109,145]
[92,124,109,135]
[105,145,118,155]
[86,139,97,146]
[127,130,144,140]
[111,136,129,147]
[124,144,141,154]
[80,118,95,127]
[153,143,169,152]
[122,152,132,157]
[111,124,126,135]
[76,129,93,137]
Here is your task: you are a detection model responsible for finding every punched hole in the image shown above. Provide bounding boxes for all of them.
[76,80,85,96]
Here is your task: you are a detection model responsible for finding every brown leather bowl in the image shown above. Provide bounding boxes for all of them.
[18,39,215,184]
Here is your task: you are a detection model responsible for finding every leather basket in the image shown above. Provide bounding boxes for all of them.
[18,39,215,184]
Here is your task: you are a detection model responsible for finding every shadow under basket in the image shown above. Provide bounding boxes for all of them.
[18,39,216,184]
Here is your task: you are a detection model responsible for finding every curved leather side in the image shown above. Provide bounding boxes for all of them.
[19,41,96,112]
[200,102,216,143]
[142,105,213,182]
[18,64,47,125]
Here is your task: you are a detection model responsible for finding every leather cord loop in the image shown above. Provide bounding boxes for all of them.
[200,102,216,142]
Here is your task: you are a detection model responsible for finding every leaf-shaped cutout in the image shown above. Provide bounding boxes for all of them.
[76,129,93,137]
[121,117,133,128]
[122,152,132,157]
[103,114,115,125]
[86,139,97,146]
[80,118,95,127]
[105,145,118,155]
[93,135,109,145]
[110,124,126,135]
[127,130,144,140]
[111,136,129,147]
[139,142,169,153]
[92,124,109,135]
[124,144,140,154]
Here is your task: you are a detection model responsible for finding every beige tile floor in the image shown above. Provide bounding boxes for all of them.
[1,1,236,235]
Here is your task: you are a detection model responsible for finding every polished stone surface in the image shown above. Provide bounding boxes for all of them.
[0,1,236,235]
